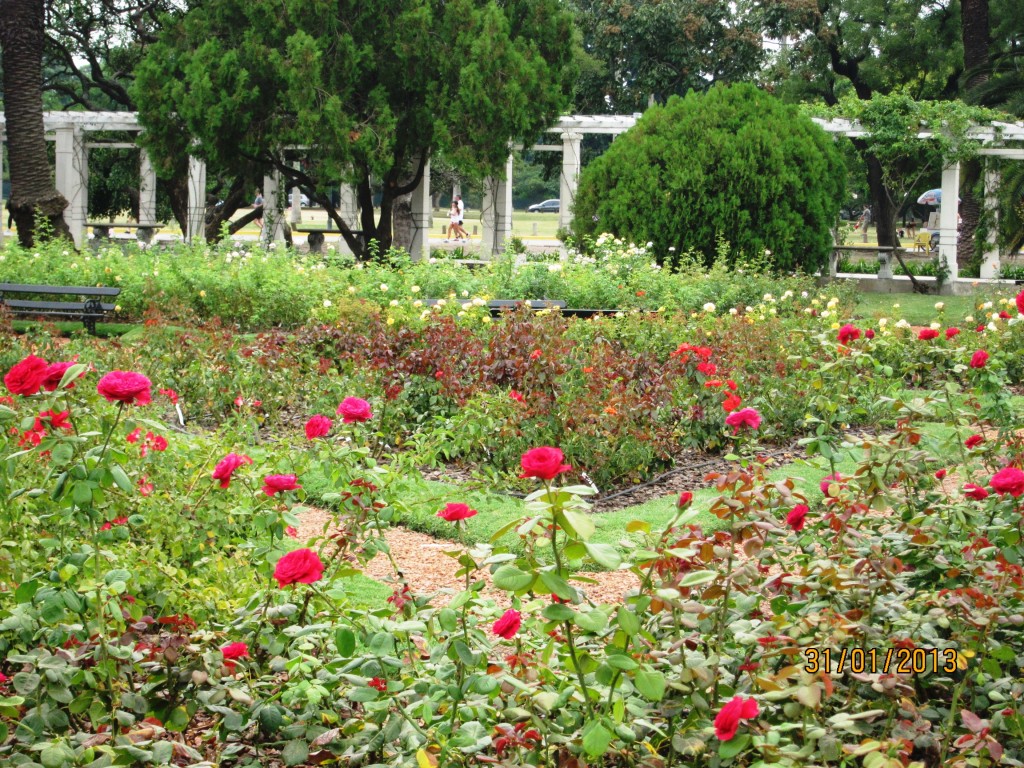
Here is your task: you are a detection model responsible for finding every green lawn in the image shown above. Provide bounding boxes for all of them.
[853,291,1014,326]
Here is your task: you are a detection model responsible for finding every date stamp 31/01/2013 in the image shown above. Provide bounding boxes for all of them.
[803,647,962,675]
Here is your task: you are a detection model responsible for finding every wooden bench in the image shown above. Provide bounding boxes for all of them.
[292,227,364,253]
[0,283,121,335]
[88,222,163,244]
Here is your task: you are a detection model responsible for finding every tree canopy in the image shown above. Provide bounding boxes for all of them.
[133,0,578,256]
[573,83,845,273]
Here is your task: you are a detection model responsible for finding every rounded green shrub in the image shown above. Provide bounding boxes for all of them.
[573,83,845,273]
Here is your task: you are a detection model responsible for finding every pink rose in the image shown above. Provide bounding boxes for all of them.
[969,350,989,369]
[305,414,332,439]
[4,355,48,396]
[964,484,990,501]
[262,474,301,496]
[337,397,372,423]
[492,609,522,639]
[212,453,253,489]
[273,548,325,587]
[519,446,572,480]
[990,467,1024,498]
[837,324,860,344]
[437,502,478,521]
[786,504,809,532]
[42,361,82,391]
[725,407,761,433]
[714,695,759,741]
[97,371,152,405]
[820,473,844,497]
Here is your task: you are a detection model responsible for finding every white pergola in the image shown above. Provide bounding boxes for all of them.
[1,111,1022,282]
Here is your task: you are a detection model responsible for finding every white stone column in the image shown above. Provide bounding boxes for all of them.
[139,149,157,226]
[261,172,286,246]
[336,181,359,254]
[186,155,207,244]
[559,131,583,233]
[980,166,1001,279]
[937,163,960,284]
[481,156,514,256]
[289,163,302,225]
[409,158,431,262]
[55,126,88,248]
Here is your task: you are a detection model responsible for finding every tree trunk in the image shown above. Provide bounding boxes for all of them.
[958,0,990,270]
[0,0,72,247]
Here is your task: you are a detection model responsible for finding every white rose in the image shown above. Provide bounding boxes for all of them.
[934,302,945,311]
[380,283,389,292]
[411,285,420,293]
[323,299,332,308]
[703,302,716,312]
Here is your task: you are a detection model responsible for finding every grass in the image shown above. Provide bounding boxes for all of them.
[852,291,1014,327]
[11,320,139,337]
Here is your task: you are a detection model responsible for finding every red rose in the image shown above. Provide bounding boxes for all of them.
[865,329,875,339]
[935,469,947,480]
[273,548,324,587]
[221,642,249,660]
[726,379,738,391]
[1000,310,1012,319]
[42,361,82,391]
[677,491,693,508]
[976,324,986,332]
[38,410,72,431]
[965,434,984,449]
[837,324,860,344]
[714,695,759,741]
[964,483,990,501]
[697,362,717,376]
[786,504,809,532]
[945,327,960,340]
[100,516,129,531]
[337,397,372,423]
[212,453,253,489]
[722,392,742,413]
[437,502,477,521]
[520,446,572,480]
[969,350,989,369]
[4,355,48,396]
[492,609,522,639]
[510,390,525,402]
[367,677,388,692]
[285,526,298,538]
[305,414,332,439]
[159,387,179,404]
[262,474,301,496]
[725,407,761,433]
[530,349,542,360]
[990,467,1024,497]
[97,371,152,405]
[1017,289,1024,316]
[918,329,940,341]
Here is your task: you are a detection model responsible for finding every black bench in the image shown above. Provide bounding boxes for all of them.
[424,299,566,317]
[0,283,121,335]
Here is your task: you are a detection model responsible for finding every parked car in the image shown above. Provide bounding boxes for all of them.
[528,199,560,213]
[291,191,311,207]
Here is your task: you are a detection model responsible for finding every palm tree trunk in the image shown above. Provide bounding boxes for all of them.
[957,0,990,270]
[0,0,72,247]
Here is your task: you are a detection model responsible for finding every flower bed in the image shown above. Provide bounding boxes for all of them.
[2,269,1024,767]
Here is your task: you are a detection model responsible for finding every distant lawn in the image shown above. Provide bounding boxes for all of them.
[853,291,1013,327]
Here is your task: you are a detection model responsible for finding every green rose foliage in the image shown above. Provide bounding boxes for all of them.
[573,83,846,273]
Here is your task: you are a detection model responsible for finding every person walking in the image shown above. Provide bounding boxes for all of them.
[455,195,468,241]
[253,189,264,230]
[444,202,462,242]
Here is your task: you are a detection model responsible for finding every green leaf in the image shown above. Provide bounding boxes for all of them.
[584,542,622,569]
[110,465,132,492]
[15,580,39,603]
[676,570,718,587]
[574,609,608,633]
[581,719,613,757]
[542,603,576,622]
[334,629,356,657]
[492,565,535,591]
[560,510,596,541]
[539,571,575,600]
[635,669,666,701]
[616,606,640,635]
[719,732,750,760]
[281,740,309,766]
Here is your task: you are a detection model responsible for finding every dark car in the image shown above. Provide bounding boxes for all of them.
[528,199,560,213]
